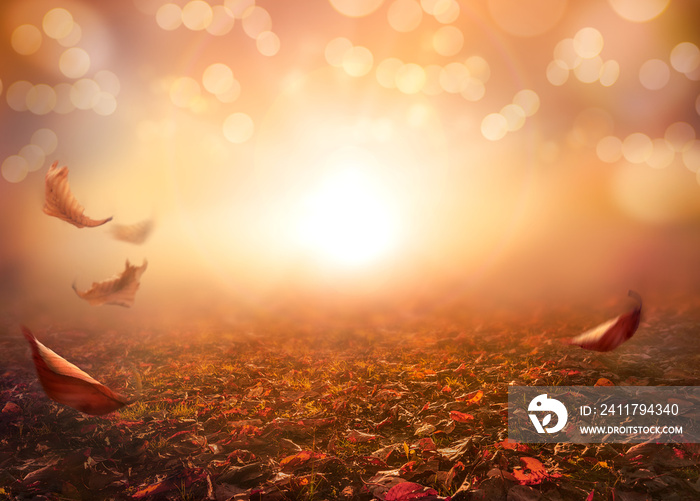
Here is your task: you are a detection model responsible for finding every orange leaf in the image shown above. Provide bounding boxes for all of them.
[23,327,129,415]
[43,161,112,228]
[594,378,615,386]
[456,389,483,404]
[279,450,326,471]
[512,457,561,485]
[568,290,642,352]
[73,259,148,307]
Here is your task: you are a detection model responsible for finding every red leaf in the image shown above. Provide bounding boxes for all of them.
[512,457,561,485]
[43,161,112,228]
[23,326,129,415]
[347,429,380,443]
[449,411,474,423]
[385,481,439,500]
[568,290,642,352]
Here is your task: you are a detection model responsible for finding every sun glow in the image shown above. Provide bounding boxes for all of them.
[296,147,399,266]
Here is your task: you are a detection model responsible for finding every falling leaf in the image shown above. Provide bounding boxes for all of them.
[73,259,148,307]
[568,290,642,352]
[22,326,129,415]
[110,219,154,244]
[43,161,112,228]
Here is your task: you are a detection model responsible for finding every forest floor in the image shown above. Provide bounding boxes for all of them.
[1,305,699,501]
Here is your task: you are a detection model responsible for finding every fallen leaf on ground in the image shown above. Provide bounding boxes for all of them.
[43,161,112,228]
[594,377,615,386]
[384,481,440,500]
[22,326,129,415]
[73,260,148,307]
[110,219,153,244]
[568,290,642,352]
[450,411,474,423]
[512,457,561,485]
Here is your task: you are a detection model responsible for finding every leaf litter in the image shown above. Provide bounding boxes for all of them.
[1,305,699,500]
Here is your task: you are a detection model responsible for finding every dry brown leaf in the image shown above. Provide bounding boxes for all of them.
[43,161,112,228]
[73,259,148,307]
[110,219,154,244]
[568,290,642,352]
[22,326,129,415]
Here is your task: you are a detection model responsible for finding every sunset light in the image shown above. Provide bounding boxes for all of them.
[296,146,400,266]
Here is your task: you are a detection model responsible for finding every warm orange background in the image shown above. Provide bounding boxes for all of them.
[1,0,699,329]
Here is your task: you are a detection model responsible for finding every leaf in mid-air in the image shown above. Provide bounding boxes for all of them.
[22,326,129,415]
[110,219,154,244]
[73,260,148,307]
[568,290,642,352]
[43,161,112,228]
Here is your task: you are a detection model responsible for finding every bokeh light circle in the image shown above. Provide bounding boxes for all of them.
[6,81,33,111]
[622,132,653,163]
[256,31,280,56]
[11,24,42,55]
[481,113,508,140]
[597,135,623,163]
[329,0,385,18]
[608,0,670,23]
[664,121,695,152]
[26,84,57,115]
[388,0,423,32]
[433,25,464,56]
[31,128,58,154]
[223,112,255,143]
[59,47,91,79]
[1,156,29,183]
[573,27,604,59]
[19,145,45,172]
[156,3,183,31]
[639,59,669,90]
[395,63,426,94]
[325,37,353,68]
[43,8,74,39]
[512,89,540,116]
[342,46,374,77]
[182,1,213,30]
[670,42,700,75]
[646,138,675,169]
[203,63,234,95]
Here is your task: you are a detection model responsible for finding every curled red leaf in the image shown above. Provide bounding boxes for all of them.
[22,326,129,415]
[568,290,642,352]
[73,259,148,307]
[43,161,112,228]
